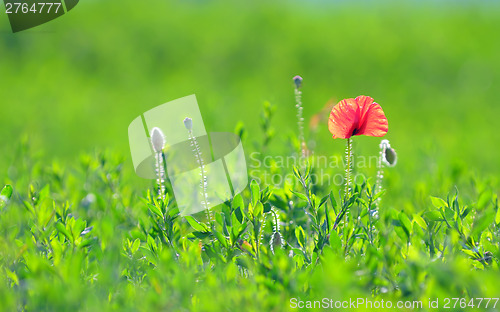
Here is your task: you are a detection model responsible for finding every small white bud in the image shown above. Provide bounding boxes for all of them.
[380,139,390,150]
[380,139,397,167]
[270,231,283,253]
[151,127,165,153]
[183,117,193,130]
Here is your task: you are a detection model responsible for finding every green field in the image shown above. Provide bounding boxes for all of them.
[1,1,500,311]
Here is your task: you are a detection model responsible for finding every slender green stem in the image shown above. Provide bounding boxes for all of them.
[188,130,213,228]
[367,197,374,245]
[375,147,384,207]
[345,138,352,199]
[295,88,306,160]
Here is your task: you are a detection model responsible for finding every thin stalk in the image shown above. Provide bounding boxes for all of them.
[342,138,353,236]
[294,87,306,160]
[367,197,375,245]
[155,151,166,200]
[375,147,384,206]
[345,138,352,198]
[187,130,213,227]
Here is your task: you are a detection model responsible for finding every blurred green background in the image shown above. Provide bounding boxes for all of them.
[1,2,500,310]
[1,0,500,181]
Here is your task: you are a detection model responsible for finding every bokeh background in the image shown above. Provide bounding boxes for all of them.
[1,1,500,310]
[1,0,499,184]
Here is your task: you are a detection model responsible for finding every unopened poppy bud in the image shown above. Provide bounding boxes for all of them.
[270,231,283,253]
[380,139,397,167]
[293,75,303,89]
[183,117,193,130]
[150,127,165,153]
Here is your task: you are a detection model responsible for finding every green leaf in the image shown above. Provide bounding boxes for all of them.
[139,246,158,266]
[55,222,72,242]
[495,204,500,225]
[231,221,247,244]
[329,230,341,251]
[73,218,86,236]
[412,214,428,230]
[290,190,308,202]
[23,200,35,215]
[319,193,330,209]
[213,230,228,248]
[461,248,477,259]
[250,180,260,206]
[4,268,19,286]
[260,186,273,203]
[356,197,368,208]
[398,211,412,238]
[215,212,224,227]
[471,208,495,239]
[185,216,209,233]
[131,238,140,253]
[232,194,244,212]
[461,207,471,219]
[292,166,301,180]
[444,206,455,221]
[232,207,243,224]
[329,191,338,214]
[78,238,96,249]
[424,210,443,222]
[0,185,13,209]
[191,231,211,239]
[304,165,311,181]
[430,196,447,209]
[166,207,180,218]
[147,235,157,254]
[147,203,163,219]
[295,226,306,248]
[372,190,386,203]
[324,201,330,232]
[394,226,408,241]
[253,201,263,218]
[477,190,492,211]
[39,185,51,201]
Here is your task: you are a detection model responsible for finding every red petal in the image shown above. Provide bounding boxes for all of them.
[355,95,375,122]
[355,96,388,137]
[328,98,359,139]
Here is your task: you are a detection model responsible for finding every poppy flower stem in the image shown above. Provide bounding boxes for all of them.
[376,139,396,207]
[375,148,384,206]
[293,77,306,160]
[184,117,213,228]
[155,152,166,200]
[345,137,352,198]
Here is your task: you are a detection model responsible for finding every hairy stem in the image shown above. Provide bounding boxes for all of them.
[188,130,212,227]
[345,137,352,198]
[155,151,166,200]
[375,147,384,206]
[294,87,306,160]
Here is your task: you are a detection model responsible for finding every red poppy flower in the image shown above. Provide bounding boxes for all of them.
[328,95,388,139]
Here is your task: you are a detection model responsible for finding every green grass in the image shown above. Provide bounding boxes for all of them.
[1,0,500,311]
[1,136,499,311]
